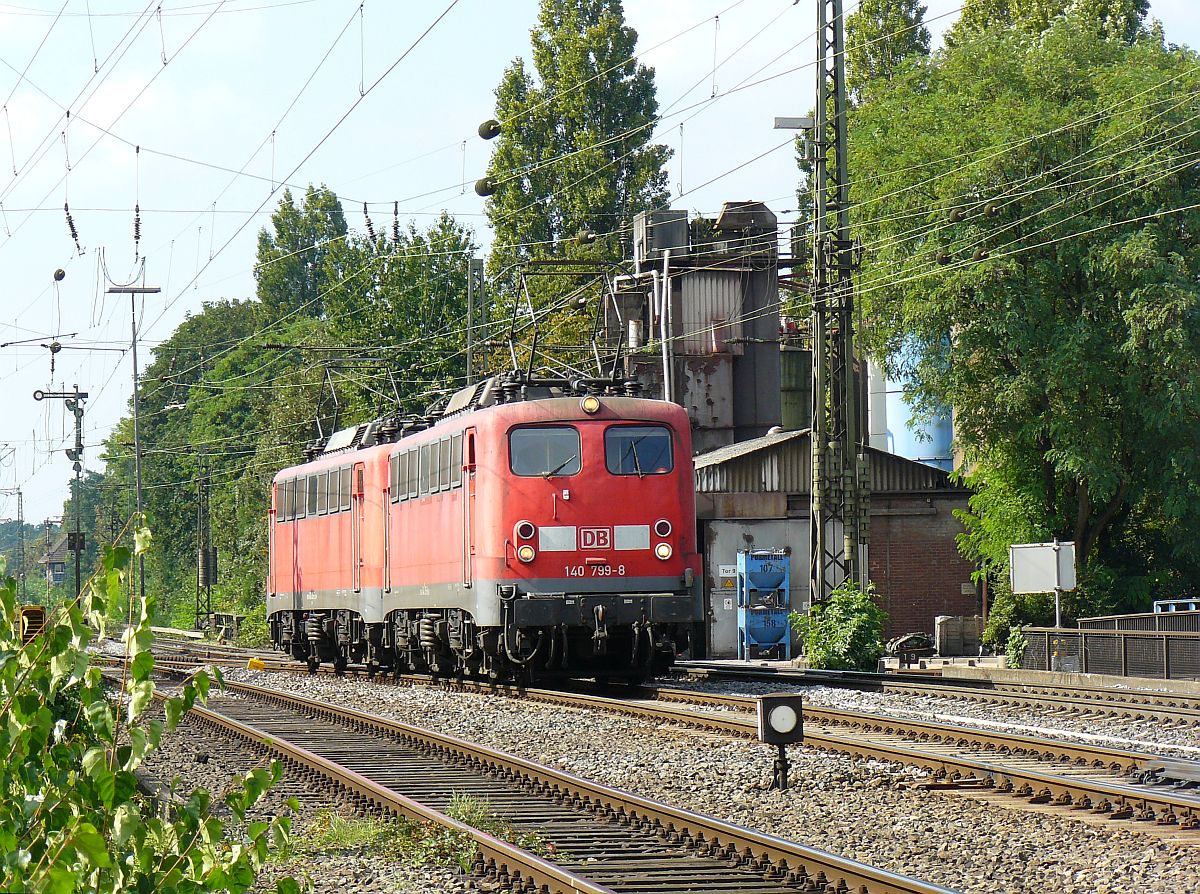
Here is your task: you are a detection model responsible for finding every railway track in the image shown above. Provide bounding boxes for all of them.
[376,676,1200,831]
[677,663,1200,726]
[189,678,958,894]
[129,645,1200,830]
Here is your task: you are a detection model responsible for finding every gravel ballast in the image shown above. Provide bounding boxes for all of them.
[212,669,1200,894]
[138,710,470,894]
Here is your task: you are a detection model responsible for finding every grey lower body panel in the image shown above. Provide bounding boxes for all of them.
[510,593,695,627]
[268,576,700,629]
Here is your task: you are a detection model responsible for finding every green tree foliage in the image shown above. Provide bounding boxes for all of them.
[791,581,887,671]
[75,188,479,637]
[847,17,1200,622]
[951,0,1148,43]
[323,212,479,413]
[0,544,296,892]
[484,0,670,272]
[846,0,930,100]
[255,185,348,320]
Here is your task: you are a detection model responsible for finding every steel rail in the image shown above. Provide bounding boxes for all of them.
[184,699,611,894]
[402,677,1200,829]
[217,678,959,894]
[678,663,1200,725]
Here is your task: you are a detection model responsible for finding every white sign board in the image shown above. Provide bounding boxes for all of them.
[1009,541,1076,594]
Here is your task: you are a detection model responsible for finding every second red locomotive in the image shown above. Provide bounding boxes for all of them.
[267,376,702,681]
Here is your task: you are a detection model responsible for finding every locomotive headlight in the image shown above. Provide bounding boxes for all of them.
[516,544,536,563]
[654,518,672,537]
[654,543,673,560]
[580,395,601,414]
[515,520,536,540]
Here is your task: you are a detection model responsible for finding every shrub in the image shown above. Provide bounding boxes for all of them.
[0,534,297,894]
[790,580,887,671]
[1005,627,1028,669]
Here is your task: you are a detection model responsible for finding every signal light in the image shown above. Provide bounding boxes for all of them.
[515,520,536,540]
[516,544,536,563]
[655,543,673,560]
[654,519,672,537]
[580,395,601,414]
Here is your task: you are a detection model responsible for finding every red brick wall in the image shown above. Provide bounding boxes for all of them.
[868,494,978,637]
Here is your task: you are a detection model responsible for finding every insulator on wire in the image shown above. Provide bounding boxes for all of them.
[64,202,81,253]
[392,201,400,243]
[363,202,376,242]
[133,203,142,258]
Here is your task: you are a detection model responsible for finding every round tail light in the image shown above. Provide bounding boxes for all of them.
[515,520,536,540]
[655,543,673,560]
[654,519,672,537]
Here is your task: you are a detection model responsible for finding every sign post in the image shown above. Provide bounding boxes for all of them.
[1009,539,1076,628]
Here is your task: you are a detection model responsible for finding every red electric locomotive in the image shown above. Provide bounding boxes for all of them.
[267,376,702,681]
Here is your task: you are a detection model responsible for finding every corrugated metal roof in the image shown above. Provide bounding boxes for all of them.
[694,429,807,469]
[694,429,963,495]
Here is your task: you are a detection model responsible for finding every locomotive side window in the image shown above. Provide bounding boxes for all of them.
[330,468,342,512]
[439,438,451,491]
[420,444,432,495]
[390,454,400,502]
[406,450,418,499]
[283,479,294,520]
[306,475,318,516]
[510,426,581,477]
[340,466,352,511]
[450,433,463,487]
[316,471,329,515]
[605,425,673,476]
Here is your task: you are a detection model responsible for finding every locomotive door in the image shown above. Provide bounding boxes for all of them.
[462,428,476,587]
[351,462,365,593]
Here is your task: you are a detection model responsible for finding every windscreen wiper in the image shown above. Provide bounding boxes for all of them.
[543,454,577,478]
[624,438,645,478]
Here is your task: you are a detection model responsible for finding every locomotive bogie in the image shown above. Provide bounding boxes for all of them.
[267,395,703,681]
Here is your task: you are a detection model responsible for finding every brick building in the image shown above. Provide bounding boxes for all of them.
[693,429,977,656]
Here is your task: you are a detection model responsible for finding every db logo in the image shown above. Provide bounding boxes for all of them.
[580,527,612,549]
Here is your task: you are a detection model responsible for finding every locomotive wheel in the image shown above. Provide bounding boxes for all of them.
[306,656,320,675]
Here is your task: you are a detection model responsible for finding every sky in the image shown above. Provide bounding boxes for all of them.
[0,0,1196,524]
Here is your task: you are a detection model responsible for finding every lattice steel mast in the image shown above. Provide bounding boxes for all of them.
[809,0,869,603]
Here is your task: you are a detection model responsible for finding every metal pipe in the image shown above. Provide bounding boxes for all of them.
[662,249,674,402]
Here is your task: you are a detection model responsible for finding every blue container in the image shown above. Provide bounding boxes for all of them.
[737,549,791,660]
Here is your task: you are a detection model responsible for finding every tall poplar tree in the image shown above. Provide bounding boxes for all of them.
[951,0,1148,44]
[483,0,670,274]
[846,0,930,101]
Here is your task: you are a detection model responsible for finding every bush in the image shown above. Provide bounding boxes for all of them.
[1005,627,1028,669]
[790,580,887,671]
[0,535,297,894]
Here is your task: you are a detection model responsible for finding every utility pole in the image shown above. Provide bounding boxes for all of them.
[0,486,26,601]
[33,386,88,597]
[106,283,160,609]
[807,0,869,604]
[194,457,214,630]
[465,257,485,384]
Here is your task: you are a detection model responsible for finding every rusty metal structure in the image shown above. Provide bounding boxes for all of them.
[808,0,869,604]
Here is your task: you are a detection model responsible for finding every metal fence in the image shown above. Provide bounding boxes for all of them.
[1021,627,1200,680]
[1078,610,1200,632]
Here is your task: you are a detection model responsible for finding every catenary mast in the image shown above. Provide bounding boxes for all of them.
[809,0,870,604]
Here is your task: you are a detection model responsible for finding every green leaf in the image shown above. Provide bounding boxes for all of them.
[70,823,111,867]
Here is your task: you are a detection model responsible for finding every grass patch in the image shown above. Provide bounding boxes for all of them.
[282,809,477,873]
[444,793,560,860]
